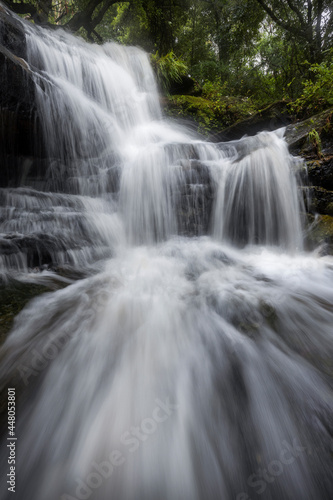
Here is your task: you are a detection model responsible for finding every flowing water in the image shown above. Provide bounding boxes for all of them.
[0,10,333,500]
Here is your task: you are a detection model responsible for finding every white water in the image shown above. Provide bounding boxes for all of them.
[0,11,333,500]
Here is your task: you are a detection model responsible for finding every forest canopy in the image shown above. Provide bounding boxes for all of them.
[3,1,333,118]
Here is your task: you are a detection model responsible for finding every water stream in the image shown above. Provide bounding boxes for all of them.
[0,12,332,500]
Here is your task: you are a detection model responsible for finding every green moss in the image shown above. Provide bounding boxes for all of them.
[307,214,333,252]
[0,283,50,344]
[315,214,333,238]
[164,94,256,135]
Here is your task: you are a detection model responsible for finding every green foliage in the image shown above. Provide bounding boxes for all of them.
[9,0,333,127]
[308,128,323,158]
[151,51,188,92]
[98,2,152,49]
[190,60,220,83]
[289,52,333,117]
[166,95,218,134]
[201,80,228,100]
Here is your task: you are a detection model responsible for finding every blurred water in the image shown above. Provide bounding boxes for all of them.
[0,14,332,500]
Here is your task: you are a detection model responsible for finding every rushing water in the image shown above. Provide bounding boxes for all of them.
[0,10,333,500]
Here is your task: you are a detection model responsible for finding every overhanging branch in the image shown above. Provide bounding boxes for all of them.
[255,0,312,43]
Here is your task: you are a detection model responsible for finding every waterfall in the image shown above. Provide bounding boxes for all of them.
[0,11,332,500]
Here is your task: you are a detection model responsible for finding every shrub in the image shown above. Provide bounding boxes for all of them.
[290,51,333,117]
[151,51,188,93]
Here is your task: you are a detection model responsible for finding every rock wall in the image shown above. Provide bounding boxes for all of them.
[0,3,40,187]
[0,2,333,250]
[285,108,333,251]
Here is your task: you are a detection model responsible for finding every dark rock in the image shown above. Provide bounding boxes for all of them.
[287,109,333,251]
[320,119,333,157]
[0,2,26,58]
[0,45,34,114]
[210,101,293,142]
[305,214,333,254]
[307,158,333,191]
[308,186,333,216]
[0,50,38,185]
[0,9,40,186]
[168,75,200,96]
[176,160,214,236]
[0,282,51,343]
[0,232,67,269]
[285,107,333,154]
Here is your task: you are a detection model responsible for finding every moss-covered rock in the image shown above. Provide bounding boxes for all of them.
[163,94,256,135]
[308,186,333,216]
[0,282,50,343]
[285,107,333,155]
[211,101,293,142]
[307,157,333,191]
[306,214,333,253]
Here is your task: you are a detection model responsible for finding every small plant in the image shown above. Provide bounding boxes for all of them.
[151,51,188,93]
[308,128,323,158]
[323,113,332,134]
[289,50,333,117]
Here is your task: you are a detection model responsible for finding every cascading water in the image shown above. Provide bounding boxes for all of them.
[0,8,333,500]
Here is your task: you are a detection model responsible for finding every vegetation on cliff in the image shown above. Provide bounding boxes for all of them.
[2,1,332,115]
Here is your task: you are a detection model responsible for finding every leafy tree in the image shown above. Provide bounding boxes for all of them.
[4,0,332,115]
[4,0,190,48]
[140,0,190,54]
[200,0,264,81]
[290,49,333,116]
[255,0,333,63]
[3,0,120,40]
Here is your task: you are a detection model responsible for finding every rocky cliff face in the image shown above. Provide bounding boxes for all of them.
[0,2,333,251]
[285,108,333,251]
[0,3,40,187]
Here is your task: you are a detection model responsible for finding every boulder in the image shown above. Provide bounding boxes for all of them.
[0,45,38,186]
[284,107,333,154]
[305,214,333,254]
[307,158,333,191]
[287,109,333,250]
[308,186,333,217]
[0,2,26,58]
[210,101,293,142]
[0,5,40,186]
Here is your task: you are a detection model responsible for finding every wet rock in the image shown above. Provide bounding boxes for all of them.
[0,43,38,186]
[308,186,333,216]
[0,2,26,58]
[305,214,333,254]
[0,233,67,269]
[285,107,333,154]
[0,282,50,343]
[0,4,49,186]
[307,158,333,191]
[177,160,214,236]
[0,45,34,113]
[211,101,292,142]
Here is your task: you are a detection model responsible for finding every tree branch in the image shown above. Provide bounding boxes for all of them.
[315,0,323,52]
[3,0,37,17]
[307,0,312,25]
[255,0,311,42]
[64,0,127,34]
[285,0,307,28]
[65,0,105,32]
[90,0,115,33]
